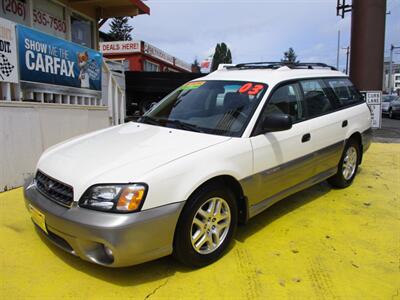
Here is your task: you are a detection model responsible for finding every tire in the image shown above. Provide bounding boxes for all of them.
[389,108,393,119]
[328,138,360,188]
[173,183,238,268]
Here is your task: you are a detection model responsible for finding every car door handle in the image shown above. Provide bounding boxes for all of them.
[342,120,348,128]
[302,133,311,143]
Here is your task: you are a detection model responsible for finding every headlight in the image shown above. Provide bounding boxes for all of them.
[79,184,148,213]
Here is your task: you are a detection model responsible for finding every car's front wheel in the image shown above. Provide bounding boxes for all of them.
[173,183,237,267]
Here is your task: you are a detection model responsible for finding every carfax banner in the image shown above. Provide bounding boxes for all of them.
[17,25,102,91]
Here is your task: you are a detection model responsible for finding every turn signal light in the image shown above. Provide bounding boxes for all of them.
[116,185,146,212]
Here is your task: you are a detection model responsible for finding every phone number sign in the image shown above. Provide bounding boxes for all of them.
[0,0,29,26]
[33,8,66,38]
[0,0,66,38]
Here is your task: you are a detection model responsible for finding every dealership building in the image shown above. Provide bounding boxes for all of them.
[0,0,149,49]
[0,0,150,191]
[100,40,192,73]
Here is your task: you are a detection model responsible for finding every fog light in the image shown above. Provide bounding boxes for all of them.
[103,245,114,260]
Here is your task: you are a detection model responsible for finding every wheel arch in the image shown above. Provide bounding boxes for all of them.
[347,131,363,164]
[182,175,249,225]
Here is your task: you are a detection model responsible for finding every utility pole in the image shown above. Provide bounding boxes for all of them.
[349,0,386,91]
[337,0,386,129]
[388,44,400,93]
[336,30,341,69]
[342,46,350,75]
[336,0,387,89]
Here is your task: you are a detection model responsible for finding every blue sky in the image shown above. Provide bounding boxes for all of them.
[104,0,400,71]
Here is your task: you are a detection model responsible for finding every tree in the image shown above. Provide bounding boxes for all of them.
[108,17,133,41]
[281,47,299,63]
[192,58,201,73]
[211,42,232,71]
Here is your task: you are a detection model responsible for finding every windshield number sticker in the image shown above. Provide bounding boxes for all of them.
[239,83,265,95]
[180,81,206,90]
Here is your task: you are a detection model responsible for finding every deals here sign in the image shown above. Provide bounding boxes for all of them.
[0,17,18,83]
[17,25,102,90]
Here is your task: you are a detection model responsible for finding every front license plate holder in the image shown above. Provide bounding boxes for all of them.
[29,204,48,234]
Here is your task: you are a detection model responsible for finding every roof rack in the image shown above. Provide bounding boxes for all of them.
[225,62,338,71]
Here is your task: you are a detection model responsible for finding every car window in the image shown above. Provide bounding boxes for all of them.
[325,78,363,107]
[261,83,305,122]
[300,79,334,117]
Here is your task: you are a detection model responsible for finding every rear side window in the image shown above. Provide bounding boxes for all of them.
[325,78,363,107]
[300,79,334,117]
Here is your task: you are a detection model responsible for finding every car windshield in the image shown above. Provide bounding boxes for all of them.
[139,80,268,137]
[383,95,399,102]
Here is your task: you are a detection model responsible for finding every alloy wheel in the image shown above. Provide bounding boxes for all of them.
[342,146,358,180]
[190,197,231,254]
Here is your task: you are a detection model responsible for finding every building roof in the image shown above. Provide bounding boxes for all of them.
[63,0,150,20]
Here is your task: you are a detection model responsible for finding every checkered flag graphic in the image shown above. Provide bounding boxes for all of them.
[0,53,15,80]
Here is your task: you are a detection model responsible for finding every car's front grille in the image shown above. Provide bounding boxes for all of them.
[35,171,74,207]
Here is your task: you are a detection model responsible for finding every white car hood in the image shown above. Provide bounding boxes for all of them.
[37,122,230,199]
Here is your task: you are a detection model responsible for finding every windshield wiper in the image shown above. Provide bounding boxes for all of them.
[139,115,160,125]
[162,119,204,133]
[139,116,203,133]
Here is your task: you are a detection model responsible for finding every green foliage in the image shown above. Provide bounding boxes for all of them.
[211,42,233,71]
[108,17,133,41]
[281,47,299,63]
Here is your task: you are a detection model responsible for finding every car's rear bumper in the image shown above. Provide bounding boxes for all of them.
[24,177,185,267]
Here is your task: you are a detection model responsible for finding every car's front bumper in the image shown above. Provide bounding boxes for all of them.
[24,178,185,267]
[390,107,400,115]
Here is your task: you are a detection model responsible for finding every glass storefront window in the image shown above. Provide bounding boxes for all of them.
[71,14,92,48]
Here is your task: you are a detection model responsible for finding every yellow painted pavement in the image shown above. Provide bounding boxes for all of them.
[1,143,399,300]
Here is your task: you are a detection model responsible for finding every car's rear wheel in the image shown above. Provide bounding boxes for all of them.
[173,183,237,267]
[328,138,360,188]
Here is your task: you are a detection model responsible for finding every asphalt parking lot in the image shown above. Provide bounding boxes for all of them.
[1,143,399,300]
[373,116,400,143]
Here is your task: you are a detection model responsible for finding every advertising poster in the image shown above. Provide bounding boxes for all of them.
[17,25,102,90]
[0,17,18,83]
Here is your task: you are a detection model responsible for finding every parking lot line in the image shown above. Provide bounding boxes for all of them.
[1,143,399,300]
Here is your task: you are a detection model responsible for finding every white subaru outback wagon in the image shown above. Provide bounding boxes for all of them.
[24,62,372,268]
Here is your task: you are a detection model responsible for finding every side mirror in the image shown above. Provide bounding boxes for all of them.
[262,114,293,132]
